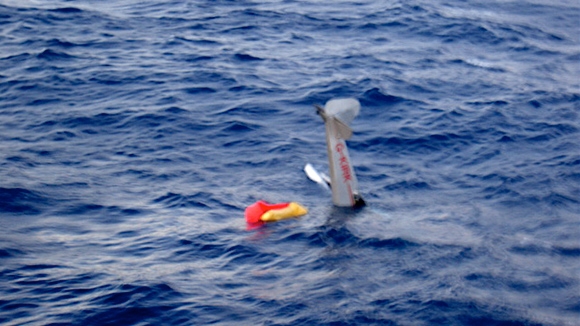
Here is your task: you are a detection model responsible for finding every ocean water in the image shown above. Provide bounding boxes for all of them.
[0,0,579,325]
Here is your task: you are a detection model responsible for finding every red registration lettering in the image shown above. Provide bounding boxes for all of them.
[335,143,352,182]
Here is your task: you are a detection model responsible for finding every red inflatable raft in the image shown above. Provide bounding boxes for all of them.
[245,200,308,224]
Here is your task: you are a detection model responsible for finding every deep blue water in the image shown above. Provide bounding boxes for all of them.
[1,0,579,325]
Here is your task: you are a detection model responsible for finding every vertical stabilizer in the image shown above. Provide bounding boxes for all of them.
[317,98,364,207]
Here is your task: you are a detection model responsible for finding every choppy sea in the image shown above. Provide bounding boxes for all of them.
[1,0,579,325]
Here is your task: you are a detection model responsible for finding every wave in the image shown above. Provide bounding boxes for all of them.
[0,187,50,215]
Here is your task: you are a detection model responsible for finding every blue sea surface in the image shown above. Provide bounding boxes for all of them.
[1,0,579,325]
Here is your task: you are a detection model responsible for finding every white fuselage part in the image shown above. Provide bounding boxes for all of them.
[324,118,359,206]
[318,98,362,207]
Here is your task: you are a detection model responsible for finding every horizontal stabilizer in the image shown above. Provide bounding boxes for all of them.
[324,98,360,126]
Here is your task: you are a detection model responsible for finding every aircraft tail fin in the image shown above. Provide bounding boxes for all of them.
[314,98,364,207]
[316,98,360,140]
[324,98,360,126]
[334,118,353,140]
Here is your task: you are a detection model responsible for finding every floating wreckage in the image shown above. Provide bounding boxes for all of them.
[244,98,364,225]
[310,98,365,207]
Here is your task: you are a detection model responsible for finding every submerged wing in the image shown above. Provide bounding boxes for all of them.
[304,163,330,190]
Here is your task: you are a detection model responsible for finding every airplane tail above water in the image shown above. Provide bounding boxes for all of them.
[313,98,365,207]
